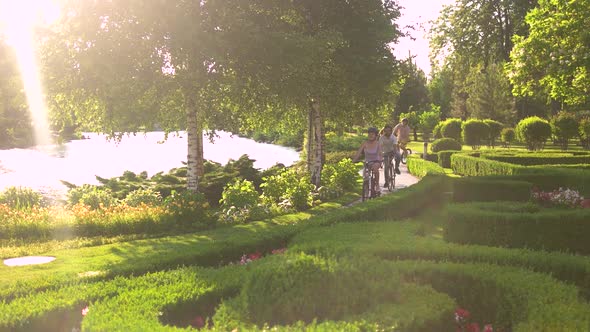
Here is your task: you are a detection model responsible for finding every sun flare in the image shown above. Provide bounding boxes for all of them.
[0,0,61,147]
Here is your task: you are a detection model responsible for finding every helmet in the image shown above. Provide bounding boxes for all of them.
[367,127,378,134]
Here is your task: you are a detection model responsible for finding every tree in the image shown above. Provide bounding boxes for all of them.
[428,65,454,120]
[507,0,590,106]
[395,59,430,122]
[550,112,578,150]
[466,62,515,124]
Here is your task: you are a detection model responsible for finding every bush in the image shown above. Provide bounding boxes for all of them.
[433,122,443,139]
[321,158,360,192]
[219,179,260,209]
[261,169,315,211]
[67,185,118,210]
[445,202,590,255]
[462,119,489,149]
[163,191,212,227]
[452,178,533,202]
[123,188,162,207]
[437,151,459,168]
[515,116,551,151]
[483,119,503,148]
[580,118,590,149]
[407,155,445,177]
[0,187,46,209]
[550,112,579,150]
[431,138,462,153]
[419,111,441,136]
[500,128,516,147]
[440,118,463,142]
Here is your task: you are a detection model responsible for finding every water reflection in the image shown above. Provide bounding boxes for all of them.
[0,131,300,198]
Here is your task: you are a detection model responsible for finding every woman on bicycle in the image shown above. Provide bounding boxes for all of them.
[379,125,401,188]
[353,127,382,196]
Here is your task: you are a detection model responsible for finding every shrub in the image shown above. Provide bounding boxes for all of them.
[580,118,590,149]
[516,116,551,151]
[550,112,579,150]
[500,128,516,147]
[123,188,162,207]
[219,179,260,209]
[438,151,460,168]
[261,169,314,211]
[440,118,462,142]
[0,187,46,209]
[407,155,445,177]
[67,185,118,210]
[431,138,462,153]
[163,190,212,227]
[321,158,360,192]
[452,178,533,202]
[483,119,503,148]
[419,111,441,136]
[433,122,443,139]
[462,119,489,149]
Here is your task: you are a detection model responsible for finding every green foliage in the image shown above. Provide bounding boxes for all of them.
[418,110,441,134]
[220,179,260,209]
[452,178,533,203]
[407,156,445,178]
[462,119,489,149]
[437,151,460,169]
[325,132,365,152]
[0,187,46,209]
[261,169,314,211]
[580,118,590,149]
[431,138,462,153]
[321,158,360,193]
[515,116,551,151]
[445,202,590,255]
[466,63,514,124]
[432,122,443,139]
[550,112,579,150]
[122,188,162,207]
[440,118,462,142]
[483,119,503,148]
[500,128,516,147]
[67,185,118,210]
[163,191,212,227]
[508,0,590,105]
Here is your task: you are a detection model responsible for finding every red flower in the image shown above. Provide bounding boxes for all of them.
[271,248,287,255]
[467,322,480,332]
[190,315,205,328]
[248,252,262,260]
[455,308,470,322]
[483,324,493,332]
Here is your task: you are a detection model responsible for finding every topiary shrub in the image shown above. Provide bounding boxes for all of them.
[516,116,551,151]
[550,112,579,150]
[440,118,463,142]
[483,119,503,148]
[433,122,443,139]
[431,138,462,153]
[500,128,516,147]
[580,118,590,149]
[462,119,489,150]
[67,185,118,210]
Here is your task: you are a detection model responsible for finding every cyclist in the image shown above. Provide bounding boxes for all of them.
[379,125,401,187]
[353,127,382,196]
[393,117,411,164]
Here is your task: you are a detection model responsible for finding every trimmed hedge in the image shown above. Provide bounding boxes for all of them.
[452,178,533,202]
[407,155,445,177]
[437,150,460,168]
[482,154,590,166]
[430,138,462,153]
[445,202,590,254]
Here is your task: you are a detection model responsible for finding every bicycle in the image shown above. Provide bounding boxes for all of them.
[361,161,381,202]
[383,152,396,192]
[398,142,412,164]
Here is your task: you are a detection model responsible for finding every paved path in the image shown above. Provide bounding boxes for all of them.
[348,162,419,205]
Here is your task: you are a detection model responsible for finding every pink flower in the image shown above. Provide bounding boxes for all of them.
[81,306,89,316]
[248,252,262,260]
[483,324,493,332]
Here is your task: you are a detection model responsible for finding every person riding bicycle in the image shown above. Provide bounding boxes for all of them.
[353,127,382,196]
[379,125,401,187]
[393,118,411,164]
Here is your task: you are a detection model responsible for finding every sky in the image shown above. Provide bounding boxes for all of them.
[392,0,455,77]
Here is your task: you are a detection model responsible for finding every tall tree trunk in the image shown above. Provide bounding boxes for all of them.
[306,104,313,174]
[195,119,205,177]
[186,100,199,192]
[310,99,323,187]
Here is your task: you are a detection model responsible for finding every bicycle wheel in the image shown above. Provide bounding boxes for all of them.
[401,148,412,164]
[387,163,395,191]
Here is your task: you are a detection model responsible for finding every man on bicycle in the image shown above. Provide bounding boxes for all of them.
[353,127,382,197]
[379,125,400,188]
[393,117,411,171]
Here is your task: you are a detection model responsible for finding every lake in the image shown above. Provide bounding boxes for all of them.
[0,131,300,198]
